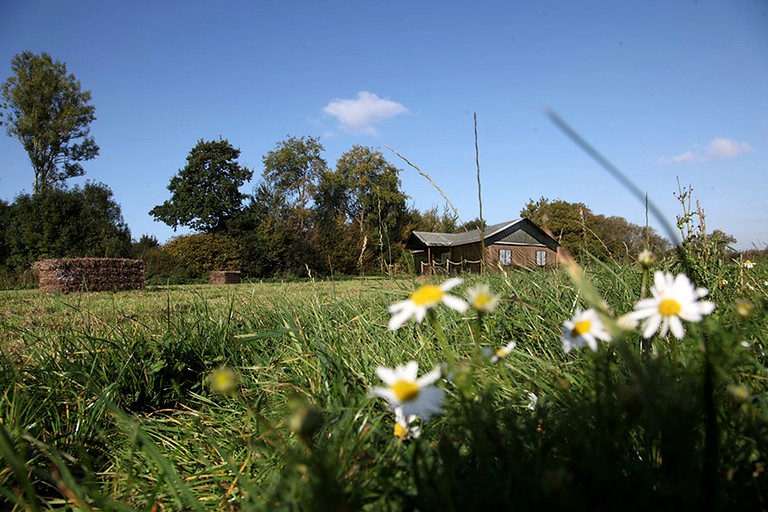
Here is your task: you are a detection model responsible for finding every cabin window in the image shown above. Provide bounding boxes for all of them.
[536,250,547,267]
[499,249,512,265]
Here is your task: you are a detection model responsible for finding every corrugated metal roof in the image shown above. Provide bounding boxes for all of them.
[496,229,545,246]
[410,219,526,247]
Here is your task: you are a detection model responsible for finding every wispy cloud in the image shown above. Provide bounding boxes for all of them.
[662,137,754,165]
[323,91,408,135]
[705,137,753,159]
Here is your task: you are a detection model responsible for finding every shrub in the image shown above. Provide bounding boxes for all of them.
[162,233,241,278]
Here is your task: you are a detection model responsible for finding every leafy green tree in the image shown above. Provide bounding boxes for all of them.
[4,182,132,271]
[233,184,297,277]
[522,197,591,256]
[410,205,459,233]
[458,218,487,232]
[150,139,252,233]
[261,135,328,231]
[521,197,669,262]
[315,146,409,273]
[0,199,10,265]
[590,214,669,259]
[1,51,99,194]
[132,234,161,256]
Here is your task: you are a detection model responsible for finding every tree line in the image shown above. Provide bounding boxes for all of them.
[1,50,695,286]
[145,135,418,278]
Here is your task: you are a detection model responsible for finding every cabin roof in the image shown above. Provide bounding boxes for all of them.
[406,218,559,251]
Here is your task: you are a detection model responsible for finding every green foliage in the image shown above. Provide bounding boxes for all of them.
[410,204,459,233]
[1,51,99,193]
[236,139,412,278]
[150,138,252,233]
[0,198,9,264]
[2,182,132,272]
[0,261,766,509]
[162,233,241,278]
[315,145,411,274]
[521,196,669,261]
[674,182,738,284]
[261,135,328,215]
[131,234,161,256]
[234,183,310,277]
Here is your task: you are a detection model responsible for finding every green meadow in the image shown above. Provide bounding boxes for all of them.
[1,260,767,510]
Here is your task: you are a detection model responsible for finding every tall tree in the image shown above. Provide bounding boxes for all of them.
[316,146,409,273]
[261,135,328,231]
[521,197,669,261]
[1,51,99,194]
[410,205,459,234]
[150,138,252,233]
[233,183,296,276]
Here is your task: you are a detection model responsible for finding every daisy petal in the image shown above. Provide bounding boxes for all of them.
[442,294,469,313]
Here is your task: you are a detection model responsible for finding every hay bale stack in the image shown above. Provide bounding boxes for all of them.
[33,258,146,293]
[210,270,241,285]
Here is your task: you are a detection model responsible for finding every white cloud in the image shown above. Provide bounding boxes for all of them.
[663,137,754,165]
[705,137,753,159]
[323,91,408,135]
[670,151,697,164]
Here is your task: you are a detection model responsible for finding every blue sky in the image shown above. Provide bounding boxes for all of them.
[1,0,766,250]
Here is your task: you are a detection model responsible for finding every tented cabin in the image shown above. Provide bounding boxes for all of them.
[406,219,560,274]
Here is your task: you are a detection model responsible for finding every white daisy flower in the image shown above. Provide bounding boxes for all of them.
[369,361,445,420]
[466,284,501,313]
[638,249,655,267]
[743,259,755,269]
[629,271,715,340]
[489,340,517,363]
[616,313,639,332]
[561,308,612,353]
[388,278,468,330]
[526,392,538,411]
[393,407,421,441]
[735,299,754,318]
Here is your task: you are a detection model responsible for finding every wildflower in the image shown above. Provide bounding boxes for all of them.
[561,308,612,353]
[488,340,517,363]
[393,407,421,441]
[388,277,468,330]
[735,299,754,318]
[638,249,655,267]
[208,366,240,395]
[720,279,729,287]
[287,397,324,438]
[743,259,755,269]
[616,313,639,331]
[526,392,538,411]
[466,284,501,313]
[370,361,445,420]
[629,271,715,339]
[727,384,750,404]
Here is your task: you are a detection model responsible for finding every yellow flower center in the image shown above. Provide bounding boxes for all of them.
[572,319,592,336]
[474,294,492,309]
[393,422,407,439]
[411,285,444,306]
[391,380,421,402]
[210,369,238,394]
[658,298,682,317]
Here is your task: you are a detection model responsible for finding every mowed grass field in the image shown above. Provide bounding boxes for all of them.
[1,264,767,511]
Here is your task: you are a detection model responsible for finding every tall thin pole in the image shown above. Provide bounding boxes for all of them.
[474,113,486,274]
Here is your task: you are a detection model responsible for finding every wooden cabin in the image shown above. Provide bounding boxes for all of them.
[406,219,560,274]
